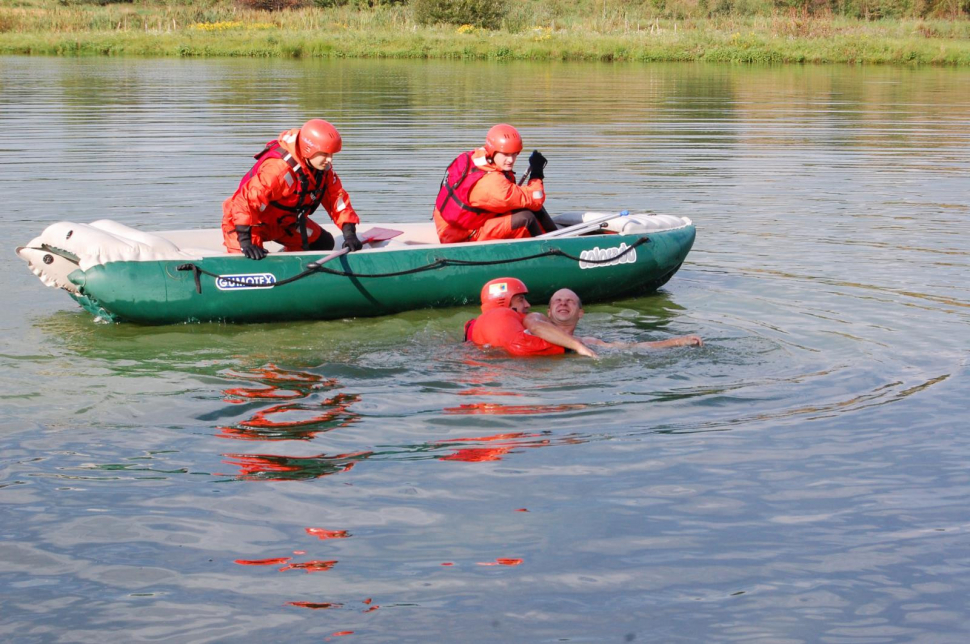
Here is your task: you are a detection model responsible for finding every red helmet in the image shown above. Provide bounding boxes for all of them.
[299,119,342,157]
[484,124,523,156]
[480,277,528,312]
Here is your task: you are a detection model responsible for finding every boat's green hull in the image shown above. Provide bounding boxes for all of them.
[68,227,695,324]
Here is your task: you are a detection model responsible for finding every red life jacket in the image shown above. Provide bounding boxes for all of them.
[435,151,512,231]
[463,318,476,342]
[239,141,330,248]
[468,309,565,357]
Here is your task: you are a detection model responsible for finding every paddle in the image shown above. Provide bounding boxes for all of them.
[305,227,403,270]
[539,211,630,239]
[306,247,349,270]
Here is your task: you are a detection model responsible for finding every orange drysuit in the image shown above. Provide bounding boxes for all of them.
[222,128,360,253]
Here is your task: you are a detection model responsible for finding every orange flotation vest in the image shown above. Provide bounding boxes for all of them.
[467,309,565,357]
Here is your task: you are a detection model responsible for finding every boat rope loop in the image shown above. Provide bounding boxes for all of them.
[176,237,649,293]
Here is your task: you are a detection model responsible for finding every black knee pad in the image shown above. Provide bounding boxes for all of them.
[308,230,335,251]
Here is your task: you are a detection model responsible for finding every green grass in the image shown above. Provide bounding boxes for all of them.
[2,0,970,64]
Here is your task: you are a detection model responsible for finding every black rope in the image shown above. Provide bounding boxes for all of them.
[176,236,649,290]
[176,263,324,289]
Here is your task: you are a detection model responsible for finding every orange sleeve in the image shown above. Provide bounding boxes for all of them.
[468,172,546,214]
[226,158,291,228]
[318,171,360,228]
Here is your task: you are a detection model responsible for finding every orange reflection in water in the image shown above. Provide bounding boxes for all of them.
[446,432,541,443]
[458,388,523,397]
[279,559,338,573]
[437,432,551,463]
[440,447,515,462]
[222,365,335,402]
[217,364,357,441]
[444,402,587,415]
[225,364,334,385]
[477,558,524,566]
[446,361,585,415]
[234,557,292,566]
[223,386,304,401]
[306,528,351,540]
[223,450,372,481]
[443,359,593,462]
[241,394,358,429]
[218,393,360,442]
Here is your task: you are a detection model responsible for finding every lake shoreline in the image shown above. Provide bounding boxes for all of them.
[2,5,969,66]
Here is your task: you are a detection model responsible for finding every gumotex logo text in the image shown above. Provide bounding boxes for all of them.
[215,273,278,290]
[578,243,637,270]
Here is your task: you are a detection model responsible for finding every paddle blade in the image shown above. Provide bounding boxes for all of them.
[358,227,404,244]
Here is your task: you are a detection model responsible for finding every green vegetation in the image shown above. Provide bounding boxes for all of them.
[1,0,969,64]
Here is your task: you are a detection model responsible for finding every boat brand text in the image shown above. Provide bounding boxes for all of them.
[578,243,637,270]
[216,273,278,290]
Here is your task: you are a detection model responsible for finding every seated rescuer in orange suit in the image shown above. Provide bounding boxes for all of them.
[433,124,559,244]
[222,118,363,260]
[464,278,597,358]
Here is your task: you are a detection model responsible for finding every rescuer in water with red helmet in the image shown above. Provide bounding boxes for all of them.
[433,124,559,244]
[222,119,363,260]
[464,278,597,358]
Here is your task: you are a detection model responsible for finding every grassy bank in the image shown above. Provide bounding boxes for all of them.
[2,0,970,65]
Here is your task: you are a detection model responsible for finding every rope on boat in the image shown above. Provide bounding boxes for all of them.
[176,236,649,293]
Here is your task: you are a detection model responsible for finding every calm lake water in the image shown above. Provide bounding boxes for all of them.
[1,55,969,642]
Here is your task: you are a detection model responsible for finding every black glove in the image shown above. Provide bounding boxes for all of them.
[342,223,363,252]
[528,150,547,180]
[235,225,267,260]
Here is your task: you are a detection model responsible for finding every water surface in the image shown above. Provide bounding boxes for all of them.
[1,56,969,642]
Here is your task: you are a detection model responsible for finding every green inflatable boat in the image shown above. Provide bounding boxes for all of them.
[17,212,695,325]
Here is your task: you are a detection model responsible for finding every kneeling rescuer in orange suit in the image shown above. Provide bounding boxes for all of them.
[222,118,363,260]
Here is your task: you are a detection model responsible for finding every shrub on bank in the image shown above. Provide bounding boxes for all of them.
[772,0,969,18]
[237,0,301,9]
[411,0,508,29]
[57,0,133,5]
